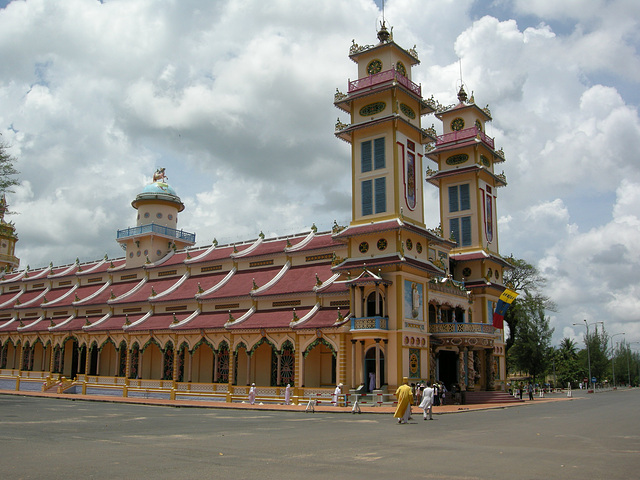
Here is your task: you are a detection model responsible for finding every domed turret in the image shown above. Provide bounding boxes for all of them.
[0,195,19,272]
[117,168,195,268]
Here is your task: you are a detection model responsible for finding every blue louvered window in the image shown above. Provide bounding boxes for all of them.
[449,184,470,212]
[362,177,386,216]
[374,137,385,169]
[362,180,373,216]
[374,177,386,213]
[361,140,372,173]
[450,216,472,246]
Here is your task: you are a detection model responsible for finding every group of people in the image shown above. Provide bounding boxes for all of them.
[394,377,442,423]
[247,383,293,405]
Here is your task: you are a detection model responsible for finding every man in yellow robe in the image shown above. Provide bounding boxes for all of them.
[394,377,413,424]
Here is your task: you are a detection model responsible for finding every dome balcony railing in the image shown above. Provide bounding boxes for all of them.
[429,322,495,335]
[351,315,388,331]
[436,126,494,150]
[348,68,421,97]
[117,223,196,243]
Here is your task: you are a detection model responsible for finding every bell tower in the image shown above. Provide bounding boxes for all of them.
[425,85,509,315]
[117,169,196,268]
[0,195,19,272]
[335,22,436,228]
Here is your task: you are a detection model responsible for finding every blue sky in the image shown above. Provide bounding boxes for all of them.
[0,0,639,348]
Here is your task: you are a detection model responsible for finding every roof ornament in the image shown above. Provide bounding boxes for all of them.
[212,238,218,247]
[124,314,131,326]
[153,167,167,183]
[457,84,468,104]
[377,20,391,43]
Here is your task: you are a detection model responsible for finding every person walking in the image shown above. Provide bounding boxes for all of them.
[419,381,434,420]
[332,383,343,407]
[248,383,257,405]
[528,382,534,401]
[284,383,291,405]
[394,377,414,424]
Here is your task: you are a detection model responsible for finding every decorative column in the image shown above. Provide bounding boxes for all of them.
[188,350,193,382]
[137,350,142,379]
[359,286,365,317]
[374,338,381,389]
[458,348,466,392]
[172,343,179,382]
[246,350,251,385]
[338,333,347,386]
[359,340,365,385]
[350,340,357,389]
[96,348,101,377]
[383,339,388,386]
[374,284,380,316]
[276,352,282,385]
[213,350,219,383]
[467,350,475,391]
[486,349,495,391]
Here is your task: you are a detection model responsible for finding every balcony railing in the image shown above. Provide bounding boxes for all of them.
[348,68,421,97]
[429,322,495,335]
[117,223,196,244]
[436,126,494,150]
[351,316,388,331]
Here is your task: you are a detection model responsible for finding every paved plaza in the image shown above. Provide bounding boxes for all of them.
[0,389,638,479]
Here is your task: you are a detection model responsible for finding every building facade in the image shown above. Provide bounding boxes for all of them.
[0,25,510,401]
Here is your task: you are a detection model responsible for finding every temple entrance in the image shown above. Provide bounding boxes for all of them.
[364,347,385,392]
[438,350,458,390]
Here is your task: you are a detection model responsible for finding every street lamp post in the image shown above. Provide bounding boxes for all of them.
[610,333,625,388]
[574,320,603,392]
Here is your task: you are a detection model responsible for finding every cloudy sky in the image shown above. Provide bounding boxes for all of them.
[0,0,639,348]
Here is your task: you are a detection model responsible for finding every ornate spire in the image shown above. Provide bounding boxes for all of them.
[457,84,468,104]
[377,20,391,43]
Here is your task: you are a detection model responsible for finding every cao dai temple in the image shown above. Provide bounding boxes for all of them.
[0,24,511,403]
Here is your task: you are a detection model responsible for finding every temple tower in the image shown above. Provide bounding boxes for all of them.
[0,195,19,272]
[117,169,195,268]
[334,24,447,388]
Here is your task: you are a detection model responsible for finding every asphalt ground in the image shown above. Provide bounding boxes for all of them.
[1,388,638,480]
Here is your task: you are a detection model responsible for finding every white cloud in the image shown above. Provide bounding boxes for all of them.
[0,0,639,346]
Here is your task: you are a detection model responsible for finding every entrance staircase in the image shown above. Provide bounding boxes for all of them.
[464,391,524,405]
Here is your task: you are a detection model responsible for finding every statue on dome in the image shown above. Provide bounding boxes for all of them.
[153,167,167,183]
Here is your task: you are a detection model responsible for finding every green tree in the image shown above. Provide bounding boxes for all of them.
[577,325,609,385]
[503,256,556,354]
[0,133,19,194]
[507,291,554,383]
[551,338,582,388]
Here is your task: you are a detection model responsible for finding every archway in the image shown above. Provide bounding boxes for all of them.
[191,341,214,383]
[303,339,336,388]
[438,350,458,390]
[141,340,163,380]
[364,345,385,392]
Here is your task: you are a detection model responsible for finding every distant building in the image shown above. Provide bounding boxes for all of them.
[0,24,510,399]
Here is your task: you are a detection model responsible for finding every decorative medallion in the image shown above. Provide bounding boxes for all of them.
[396,61,406,77]
[446,154,469,165]
[156,250,162,256]
[416,242,423,254]
[462,267,472,277]
[480,155,490,167]
[409,348,420,378]
[366,59,383,75]
[406,238,413,250]
[400,103,416,119]
[377,238,387,251]
[405,151,416,209]
[451,117,465,131]
[359,241,369,253]
[359,101,386,116]
[475,119,483,132]
[487,268,493,278]
[168,214,173,220]
[495,270,500,280]
[144,212,150,218]
[156,213,162,219]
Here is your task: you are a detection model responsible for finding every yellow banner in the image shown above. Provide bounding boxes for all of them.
[499,288,519,304]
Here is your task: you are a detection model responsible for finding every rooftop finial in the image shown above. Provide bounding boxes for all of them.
[377,20,390,43]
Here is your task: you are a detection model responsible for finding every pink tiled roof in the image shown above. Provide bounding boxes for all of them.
[236,238,288,258]
[14,289,48,309]
[84,314,146,331]
[39,286,77,307]
[67,283,108,305]
[18,317,51,332]
[0,318,18,332]
[293,233,343,251]
[128,313,191,331]
[52,316,98,332]
[294,309,349,329]
[186,245,236,263]
[172,311,233,330]
[80,281,141,306]
[110,277,180,304]
[199,267,283,300]
[253,263,334,297]
[152,273,228,303]
[0,289,23,307]
[227,308,311,330]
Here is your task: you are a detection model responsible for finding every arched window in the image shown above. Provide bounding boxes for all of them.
[365,290,384,316]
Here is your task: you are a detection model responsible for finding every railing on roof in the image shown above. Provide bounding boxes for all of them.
[348,68,421,97]
[429,322,495,335]
[436,126,494,150]
[117,223,196,243]
[351,316,388,331]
